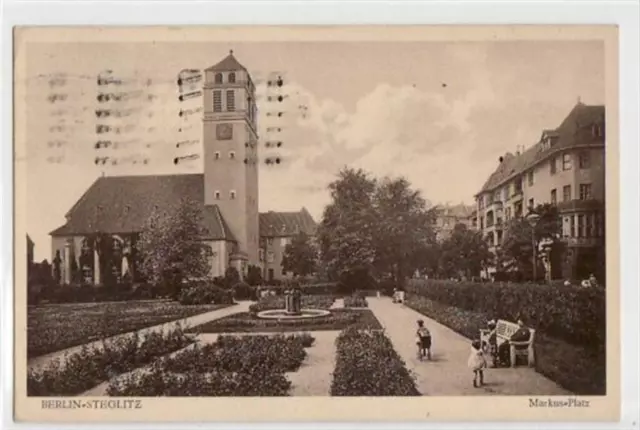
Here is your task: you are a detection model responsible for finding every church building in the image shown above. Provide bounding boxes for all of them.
[49,52,316,285]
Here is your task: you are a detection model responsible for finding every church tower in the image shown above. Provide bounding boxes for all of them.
[203,51,259,275]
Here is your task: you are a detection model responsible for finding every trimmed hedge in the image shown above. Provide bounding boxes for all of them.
[178,282,234,305]
[29,283,171,305]
[331,328,420,396]
[406,279,605,349]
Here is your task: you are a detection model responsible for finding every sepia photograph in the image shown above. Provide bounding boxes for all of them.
[12,25,620,422]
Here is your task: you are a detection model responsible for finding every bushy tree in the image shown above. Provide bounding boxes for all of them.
[224,266,241,288]
[246,264,263,286]
[282,232,318,277]
[137,198,212,297]
[439,223,492,279]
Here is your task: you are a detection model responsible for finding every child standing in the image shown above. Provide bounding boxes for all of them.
[468,339,487,387]
[415,319,432,360]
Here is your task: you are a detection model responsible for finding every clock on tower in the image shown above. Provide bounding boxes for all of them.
[216,123,233,140]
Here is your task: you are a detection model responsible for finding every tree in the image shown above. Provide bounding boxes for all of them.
[371,176,437,286]
[317,168,378,280]
[224,266,241,288]
[246,265,263,286]
[282,232,318,277]
[499,203,561,280]
[137,197,212,297]
[438,223,492,279]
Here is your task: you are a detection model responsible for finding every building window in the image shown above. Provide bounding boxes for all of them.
[214,191,220,200]
[267,238,273,246]
[229,151,236,160]
[562,153,572,170]
[592,123,603,137]
[230,190,236,200]
[228,72,236,83]
[214,151,220,160]
[528,198,534,210]
[226,90,235,111]
[527,171,534,186]
[514,178,523,194]
[563,185,571,202]
[570,215,576,237]
[550,157,557,175]
[579,183,592,200]
[578,214,585,238]
[214,73,223,84]
[550,189,557,205]
[282,268,287,275]
[579,151,591,169]
[505,207,511,220]
[267,251,274,263]
[259,249,264,262]
[213,90,222,112]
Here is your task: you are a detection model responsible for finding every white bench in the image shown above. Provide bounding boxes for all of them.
[480,319,536,368]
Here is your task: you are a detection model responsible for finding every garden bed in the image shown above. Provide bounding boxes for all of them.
[188,309,382,333]
[27,326,193,396]
[404,294,606,395]
[28,300,232,358]
[107,334,314,396]
[343,296,368,308]
[331,328,420,396]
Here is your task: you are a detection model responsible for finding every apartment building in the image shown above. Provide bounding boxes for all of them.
[473,102,605,281]
[432,203,476,241]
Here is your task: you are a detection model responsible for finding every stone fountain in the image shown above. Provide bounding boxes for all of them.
[256,287,330,320]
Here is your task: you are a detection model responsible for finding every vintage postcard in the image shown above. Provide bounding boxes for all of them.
[13,25,620,422]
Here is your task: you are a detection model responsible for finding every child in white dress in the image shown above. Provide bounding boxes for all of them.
[468,339,487,387]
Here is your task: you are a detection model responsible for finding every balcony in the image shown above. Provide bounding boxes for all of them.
[557,199,603,214]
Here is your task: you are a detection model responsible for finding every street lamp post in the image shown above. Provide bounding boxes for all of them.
[525,210,541,282]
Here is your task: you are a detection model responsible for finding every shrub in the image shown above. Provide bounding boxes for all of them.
[406,279,605,349]
[178,282,234,305]
[107,365,291,396]
[331,328,420,396]
[27,325,193,396]
[246,265,263,286]
[232,282,255,300]
[344,295,368,308]
[31,282,171,304]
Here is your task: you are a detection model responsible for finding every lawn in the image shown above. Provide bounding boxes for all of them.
[28,300,233,358]
[187,309,382,333]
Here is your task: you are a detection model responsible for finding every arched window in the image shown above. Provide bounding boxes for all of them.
[230,190,236,200]
[214,73,223,84]
[214,191,221,200]
[228,72,236,83]
[229,151,236,160]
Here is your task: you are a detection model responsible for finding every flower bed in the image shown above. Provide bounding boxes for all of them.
[404,294,606,395]
[331,328,420,396]
[248,295,336,314]
[107,334,314,396]
[28,300,231,358]
[188,309,382,333]
[27,326,193,396]
[343,296,368,308]
[406,279,605,349]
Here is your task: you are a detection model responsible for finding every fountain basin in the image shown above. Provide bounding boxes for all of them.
[256,308,331,320]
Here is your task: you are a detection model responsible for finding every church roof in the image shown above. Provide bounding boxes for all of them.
[477,103,605,195]
[49,174,236,241]
[205,51,247,72]
[259,208,317,237]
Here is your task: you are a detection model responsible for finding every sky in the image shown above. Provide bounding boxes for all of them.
[18,38,605,261]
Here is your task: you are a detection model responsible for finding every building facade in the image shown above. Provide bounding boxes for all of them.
[49,52,316,286]
[473,102,605,281]
[432,204,476,241]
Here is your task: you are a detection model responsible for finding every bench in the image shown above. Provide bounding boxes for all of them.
[479,319,536,368]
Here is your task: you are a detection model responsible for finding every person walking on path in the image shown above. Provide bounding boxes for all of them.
[415,319,432,361]
[468,339,488,388]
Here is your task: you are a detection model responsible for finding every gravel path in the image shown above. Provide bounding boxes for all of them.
[29,301,251,372]
[368,297,571,396]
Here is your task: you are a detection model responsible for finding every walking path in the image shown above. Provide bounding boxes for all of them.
[367,297,571,396]
[29,301,252,372]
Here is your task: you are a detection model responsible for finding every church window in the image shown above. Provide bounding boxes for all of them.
[213,91,222,112]
[230,190,236,200]
[267,251,274,263]
[214,191,221,200]
[228,72,236,83]
[214,73,223,84]
[226,90,235,111]
[229,151,236,160]
[214,151,220,160]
